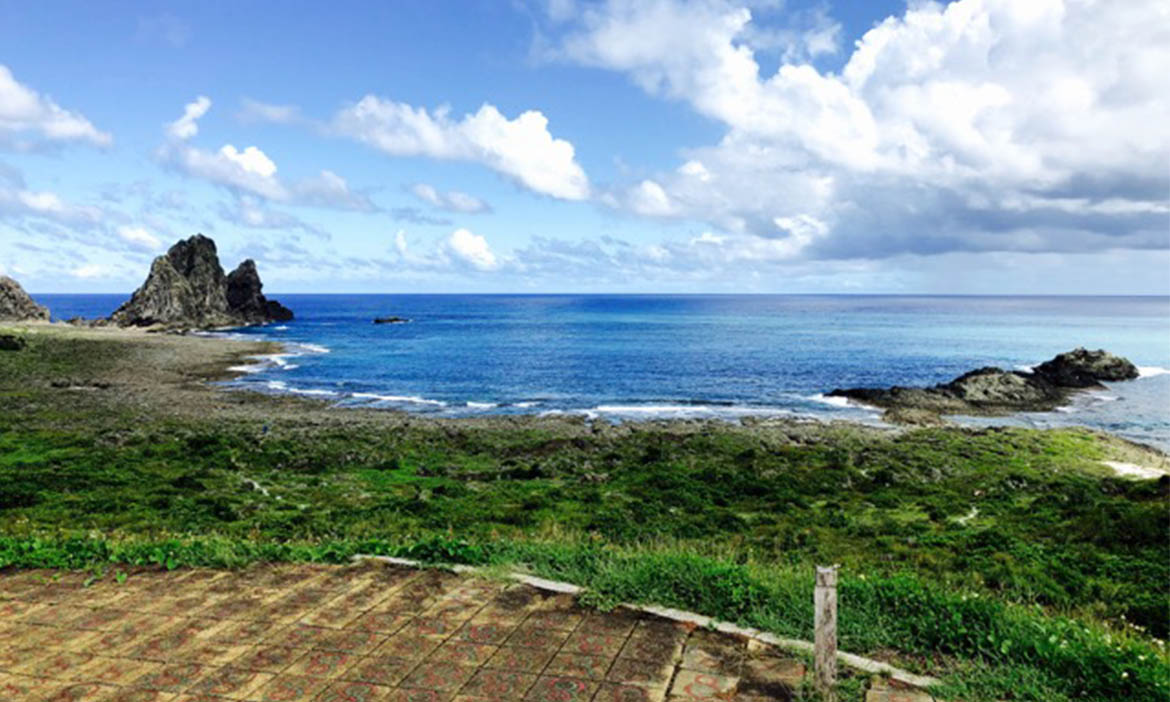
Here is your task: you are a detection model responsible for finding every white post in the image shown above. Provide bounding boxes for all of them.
[815,565,838,702]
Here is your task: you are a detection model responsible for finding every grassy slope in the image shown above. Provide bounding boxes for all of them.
[1,328,1167,700]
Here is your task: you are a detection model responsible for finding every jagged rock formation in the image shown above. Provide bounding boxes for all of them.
[226,260,293,324]
[110,235,292,329]
[829,348,1140,423]
[0,276,50,322]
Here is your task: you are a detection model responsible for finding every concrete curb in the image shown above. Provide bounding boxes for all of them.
[352,553,941,690]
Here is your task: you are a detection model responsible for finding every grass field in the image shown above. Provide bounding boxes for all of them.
[1,326,1167,700]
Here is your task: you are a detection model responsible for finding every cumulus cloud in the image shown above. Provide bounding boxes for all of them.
[166,95,210,140]
[0,64,111,148]
[409,183,492,214]
[159,97,374,211]
[332,98,589,200]
[558,0,1170,260]
[444,228,500,270]
[116,225,162,251]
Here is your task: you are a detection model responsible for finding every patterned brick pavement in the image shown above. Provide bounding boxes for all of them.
[0,562,810,701]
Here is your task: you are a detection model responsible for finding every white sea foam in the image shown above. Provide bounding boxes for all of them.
[351,392,446,407]
[591,404,795,419]
[1014,364,1036,373]
[273,325,290,331]
[292,342,331,354]
[228,363,266,374]
[807,393,852,408]
[1138,366,1170,378]
[466,401,498,409]
[515,401,541,408]
[289,387,339,397]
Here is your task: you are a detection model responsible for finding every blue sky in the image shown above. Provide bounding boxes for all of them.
[1,0,1167,294]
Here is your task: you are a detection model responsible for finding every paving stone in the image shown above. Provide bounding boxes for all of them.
[284,649,357,678]
[452,621,516,646]
[669,669,739,700]
[544,652,613,680]
[350,610,415,635]
[505,624,571,650]
[377,632,445,661]
[482,645,557,674]
[606,656,674,690]
[522,609,582,632]
[252,674,330,701]
[130,662,207,692]
[235,645,302,673]
[38,682,111,701]
[562,631,628,658]
[595,682,668,702]
[741,656,805,686]
[315,679,393,702]
[401,661,478,692]
[679,632,745,677]
[524,675,599,701]
[384,688,453,702]
[459,668,538,699]
[75,656,163,685]
[104,688,178,702]
[430,641,500,666]
[339,654,416,686]
[578,613,639,638]
[317,628,386,654]
[184,665,273,697]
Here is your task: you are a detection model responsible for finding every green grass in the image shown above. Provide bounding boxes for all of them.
[1,331,1168,700]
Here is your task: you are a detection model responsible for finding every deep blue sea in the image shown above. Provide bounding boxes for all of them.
[34,294,1170,449]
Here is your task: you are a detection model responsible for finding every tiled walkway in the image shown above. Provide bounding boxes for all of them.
[0,562,811,701]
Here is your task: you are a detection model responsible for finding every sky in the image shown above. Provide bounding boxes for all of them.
[0,0,1167,295]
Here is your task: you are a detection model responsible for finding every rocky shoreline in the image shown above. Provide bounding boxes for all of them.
[829,348,1140,425]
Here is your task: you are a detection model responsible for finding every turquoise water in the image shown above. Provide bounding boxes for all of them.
[36,294,1170,449]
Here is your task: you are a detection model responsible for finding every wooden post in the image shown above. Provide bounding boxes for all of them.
[815,565,838,702]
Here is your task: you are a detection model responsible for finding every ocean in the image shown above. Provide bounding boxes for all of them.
[35,294,1170,449]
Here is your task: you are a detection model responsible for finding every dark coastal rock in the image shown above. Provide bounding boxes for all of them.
[226,260,294,324]
[110,235,292,330]
[0,333,27,351]
[1032,348,1139,387]
[0,275,50,322]
[829,348,1141,424]
[373,316,410,324]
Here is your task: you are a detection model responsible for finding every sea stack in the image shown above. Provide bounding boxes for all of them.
[829,347,1140,423]
[0,275,50,322]
[110,234,292,330]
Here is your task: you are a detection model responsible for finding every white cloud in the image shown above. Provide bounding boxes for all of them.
[627,179,675,216]
[0,64,111,147]
[333,98,589,200]
[160,98,372,211]
[444,228,499,270]
[218,144,277,177]
[557,0,1170,259]
[0,185,102,224]
[167,95,210,140]
[238,98,301,125]
[116,225,161,251]
[70,263,109,279]
[410,183,491,214]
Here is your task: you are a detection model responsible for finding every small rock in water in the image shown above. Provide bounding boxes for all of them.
[374,316,411,324]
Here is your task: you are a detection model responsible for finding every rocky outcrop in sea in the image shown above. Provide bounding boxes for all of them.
[0,275,50,322]
[829,348,1140,424]
[110,234,292,330]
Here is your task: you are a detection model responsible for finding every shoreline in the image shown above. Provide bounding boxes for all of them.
[4,320,1168,471]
